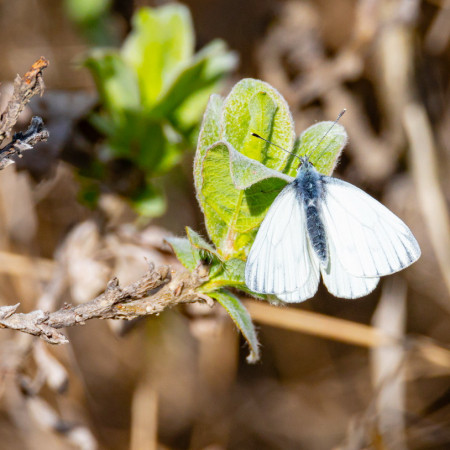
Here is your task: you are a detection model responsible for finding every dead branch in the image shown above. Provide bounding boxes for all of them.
[0,116,49,169]
[0,264,211,344]
[0,56,49,169]
[0,56,49,145]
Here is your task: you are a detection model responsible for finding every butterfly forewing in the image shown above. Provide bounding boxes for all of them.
[321,177,421,278]
[276,241,320,302]
[245,183,320,296]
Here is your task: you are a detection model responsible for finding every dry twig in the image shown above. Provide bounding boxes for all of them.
[0,57,48,143]
[0,116,49,169]
[0,264,211,344]
[0,57,49,169]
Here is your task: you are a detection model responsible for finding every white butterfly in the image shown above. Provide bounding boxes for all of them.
[245,137,421,303]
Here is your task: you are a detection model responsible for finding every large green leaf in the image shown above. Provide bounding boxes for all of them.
[194,94,223,199]
[200,141,287,260]
[122,4,194,107]
[209,289,260,363]
[221,79,295,173]
[194,79,296,260]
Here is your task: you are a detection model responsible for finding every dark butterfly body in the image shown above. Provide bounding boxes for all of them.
[293,157,328,266]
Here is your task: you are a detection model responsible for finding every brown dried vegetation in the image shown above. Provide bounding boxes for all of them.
[0,1,449,449]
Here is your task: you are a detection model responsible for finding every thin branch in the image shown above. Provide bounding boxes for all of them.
[0,116,49,169]
[0,264,211,344]
[0,56,50,168]
[0,56,49,145]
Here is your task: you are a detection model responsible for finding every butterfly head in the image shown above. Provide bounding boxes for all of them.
[298,155,313,170]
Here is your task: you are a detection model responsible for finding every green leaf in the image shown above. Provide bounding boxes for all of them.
[132,122,180,173]
[296,122,348,175]
[185,226,223,277]
[171,86,215,133]
[165,237,198,271]
[183,229,251,292]
[223,140,293,190]
[99,113,181,174]
[186,226,221,260]
[221,79,295,173]
[209,289,260,363]
[151,40,238,124]
[81,4,236,219]
[200,142,287,260]
[194,94,223,202]
[84,50,140,114]
[122,4,194,107]
[200,258,247,292]
[167,228,225,277]
[195,80,296,260]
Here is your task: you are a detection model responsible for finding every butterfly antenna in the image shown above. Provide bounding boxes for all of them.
[307,109,347,160]
[251,133,301,162]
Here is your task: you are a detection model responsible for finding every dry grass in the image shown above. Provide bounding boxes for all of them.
[0,1,448,449]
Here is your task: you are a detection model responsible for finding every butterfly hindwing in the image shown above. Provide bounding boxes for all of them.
[321,177,421,278]
[320,237,380,299]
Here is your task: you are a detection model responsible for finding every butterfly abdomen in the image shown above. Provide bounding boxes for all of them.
[295,164,328,265]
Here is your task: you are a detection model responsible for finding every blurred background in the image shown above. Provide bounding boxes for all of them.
[0,0,449,448]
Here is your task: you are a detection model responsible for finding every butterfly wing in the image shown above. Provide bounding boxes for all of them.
[245,183,320,301]
[321,237,380,299]
[275,243,320,302]
[321,177,421,278]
